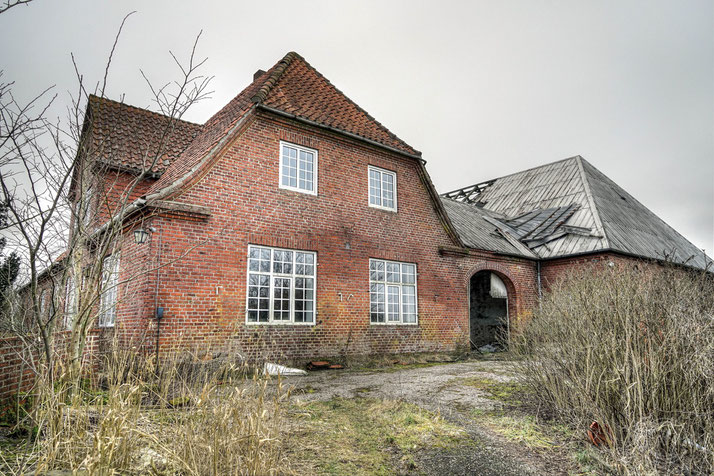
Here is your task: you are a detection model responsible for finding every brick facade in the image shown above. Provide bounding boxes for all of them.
[102,111,539,362]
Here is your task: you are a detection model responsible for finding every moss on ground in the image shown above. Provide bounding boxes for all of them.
[286,397,474,475]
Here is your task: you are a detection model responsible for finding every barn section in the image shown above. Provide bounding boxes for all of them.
[442,155,712,348]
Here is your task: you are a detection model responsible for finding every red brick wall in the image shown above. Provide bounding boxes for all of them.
[110,111,538,362]
[0,330,108,403]
[539,252,637,291]
[0,336,37,403]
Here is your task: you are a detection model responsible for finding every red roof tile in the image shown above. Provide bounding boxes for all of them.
[147,52,419,195]
[86,95,202,174]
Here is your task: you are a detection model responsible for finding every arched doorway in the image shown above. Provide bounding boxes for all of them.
[469,271,509,349]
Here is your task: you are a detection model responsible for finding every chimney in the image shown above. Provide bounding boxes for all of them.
[253,69,266,81]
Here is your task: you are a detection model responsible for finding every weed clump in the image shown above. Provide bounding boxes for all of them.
[512,262,714,475]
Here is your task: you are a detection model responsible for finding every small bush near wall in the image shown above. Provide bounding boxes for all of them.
[512,263,714,475]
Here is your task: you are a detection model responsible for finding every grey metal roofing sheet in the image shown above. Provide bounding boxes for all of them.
[441,156,712,270]
[440,198,531,257]
[580,158,712,270]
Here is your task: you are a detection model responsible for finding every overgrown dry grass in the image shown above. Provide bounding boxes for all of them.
[2,348,291,475]
[512,262,714,475]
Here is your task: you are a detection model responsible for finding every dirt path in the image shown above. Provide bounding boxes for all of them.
[283,360,548,476]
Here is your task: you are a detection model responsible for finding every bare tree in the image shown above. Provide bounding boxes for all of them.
[0,0,33,15]
[0,13,212,386]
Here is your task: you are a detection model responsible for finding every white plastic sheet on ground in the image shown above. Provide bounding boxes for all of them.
[264,362,308,376]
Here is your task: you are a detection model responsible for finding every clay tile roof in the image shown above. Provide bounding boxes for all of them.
[147,52,419,195]
[258,52,419,156]
[86,95,202,174]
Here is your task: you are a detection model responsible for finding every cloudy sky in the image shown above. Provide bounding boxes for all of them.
[2,0,712,253]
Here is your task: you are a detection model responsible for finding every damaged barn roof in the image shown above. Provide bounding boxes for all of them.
[443,156,712,270]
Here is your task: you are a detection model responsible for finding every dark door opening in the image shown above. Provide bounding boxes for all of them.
[469,271,509,349]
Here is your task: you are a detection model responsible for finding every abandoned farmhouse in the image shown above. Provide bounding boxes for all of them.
[47,52,713,361]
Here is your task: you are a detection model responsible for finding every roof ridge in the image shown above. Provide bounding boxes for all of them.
[575,156,610,248]
[250,52,300,104]
[260,52,420,156]
[87,94,203,128]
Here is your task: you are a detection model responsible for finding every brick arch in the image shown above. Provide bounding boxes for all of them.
[465,262,521,345]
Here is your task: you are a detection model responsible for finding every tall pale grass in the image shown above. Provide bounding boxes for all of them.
[8,347,291,475]
[512,262,714,475]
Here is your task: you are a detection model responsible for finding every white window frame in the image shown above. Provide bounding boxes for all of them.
[368,165,397,212]
[279,141,318,195]
[245,244,317,326]
[64,276,76,329]
[369,258,418,325]
[98,252,120,327]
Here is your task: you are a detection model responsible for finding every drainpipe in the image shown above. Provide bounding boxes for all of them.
[536,261,543,309]
[153,226,163,369]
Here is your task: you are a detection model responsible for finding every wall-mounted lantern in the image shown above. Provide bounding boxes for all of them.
[134,228,151,244]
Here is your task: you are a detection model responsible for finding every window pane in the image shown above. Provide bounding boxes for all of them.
[273,250,293,274]
[369,260,384,282]
[281,145,298,188]
[248,273,270,322]
[370,283,385,323]
[386,262,400,283]
[295,277,314,323]
[401,264,416,284]
[273,277,291,321]
[387,285,400,322]
[369,169,381,206]
[402,285,416,323]
[249,247,271,272]
[295,252,315,276]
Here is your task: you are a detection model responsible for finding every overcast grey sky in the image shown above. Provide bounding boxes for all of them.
[1,0,712,253]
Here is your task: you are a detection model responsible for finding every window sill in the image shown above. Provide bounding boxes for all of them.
[245,321,316,327]
[368,204,397,213]
[278,184,318,196]
[369,322,419,326]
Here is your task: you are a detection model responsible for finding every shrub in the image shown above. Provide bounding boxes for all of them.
[512,262,714,475]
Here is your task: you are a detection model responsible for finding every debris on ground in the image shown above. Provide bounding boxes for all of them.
[264,362,308,376]
[587,421,612,448]
[478,344,499,353]
[307,360,344,371]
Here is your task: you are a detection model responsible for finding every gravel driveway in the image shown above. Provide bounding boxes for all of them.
[282,360,546,476]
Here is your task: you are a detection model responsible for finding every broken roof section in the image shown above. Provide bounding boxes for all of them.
[443,156,712,270]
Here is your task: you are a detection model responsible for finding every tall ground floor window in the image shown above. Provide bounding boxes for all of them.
[369,258,417,324]
[98,252,120,327]
[246,245,316,324]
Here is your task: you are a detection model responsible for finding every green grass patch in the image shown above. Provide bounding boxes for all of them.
[287,397,473,475]
[458,376,527,405]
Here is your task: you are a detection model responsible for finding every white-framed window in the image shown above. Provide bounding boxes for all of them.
[64,276,76,329]
[368,165,397,211]
[369,259,417,324]
[246,245,316,325]
[98,252,120,327]
[279,141,317,195]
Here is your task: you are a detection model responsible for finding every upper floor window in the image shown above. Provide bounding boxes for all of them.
[98,252,120,327]
[368,166,397,211]
[246,245,316,325]
[369,259,417,324]
[280,142,317,195]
